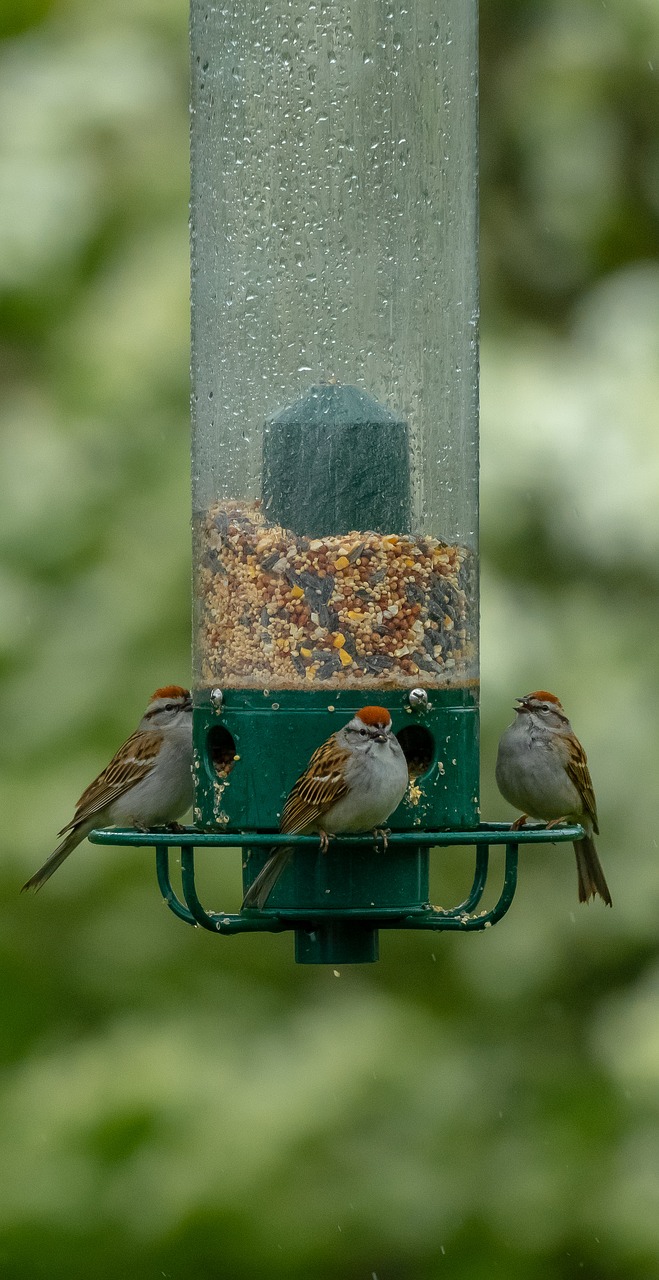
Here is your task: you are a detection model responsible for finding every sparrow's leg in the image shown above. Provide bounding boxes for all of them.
[319,831,331,854]
[511,815,529,831]
[373,827,390,850]
[545,816,569,830]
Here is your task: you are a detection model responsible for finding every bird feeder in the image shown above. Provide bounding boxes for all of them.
[91,0,581,961]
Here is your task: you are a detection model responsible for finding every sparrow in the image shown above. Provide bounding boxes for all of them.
[242,705,409,910]
[496,690,612,906]
[23,685,193,892]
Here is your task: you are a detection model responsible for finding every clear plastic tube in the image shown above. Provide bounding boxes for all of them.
[191,0,478,692]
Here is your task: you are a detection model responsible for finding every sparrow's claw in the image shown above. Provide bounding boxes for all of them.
[135,821,186,834]
[545,816,569,830]
[318,831,332,854]
[373,827,390,850]
[510,815,528,831]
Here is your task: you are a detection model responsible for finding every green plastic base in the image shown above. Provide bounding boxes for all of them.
[193,685,479,832]
[242,840,428,912]
[295,923,379,964]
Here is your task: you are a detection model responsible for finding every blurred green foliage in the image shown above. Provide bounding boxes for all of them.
[0,0,658,1277]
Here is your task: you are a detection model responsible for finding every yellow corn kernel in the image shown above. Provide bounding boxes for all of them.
[332,633,346,648]
[347,610,362,619]
[334,556,350,570]
[290,585,304,599]
[338,648,353,666]
[300,647,312,658]
[305,665,316,680]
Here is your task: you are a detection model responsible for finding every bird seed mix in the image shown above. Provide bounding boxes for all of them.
[196,501,477,689]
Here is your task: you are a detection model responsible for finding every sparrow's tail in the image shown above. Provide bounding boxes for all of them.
[574,835,612,907]
[21,823,90,893]
[242,846,293,911]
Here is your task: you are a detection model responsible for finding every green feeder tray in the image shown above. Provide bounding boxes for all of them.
[88,822,584,965]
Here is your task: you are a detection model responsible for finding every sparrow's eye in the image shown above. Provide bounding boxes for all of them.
[539,705,550,714]
[359,728,368,736]
[164,703,175,712]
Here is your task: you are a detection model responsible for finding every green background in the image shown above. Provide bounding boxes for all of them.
[1,0,658,1276]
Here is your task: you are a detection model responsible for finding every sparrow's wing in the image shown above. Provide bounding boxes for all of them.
[58,729,164,834]
[566,739,599,835]
[280,734,351,834]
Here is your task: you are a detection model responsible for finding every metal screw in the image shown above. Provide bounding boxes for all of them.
[408,688,429,710]
[210,688,224,711]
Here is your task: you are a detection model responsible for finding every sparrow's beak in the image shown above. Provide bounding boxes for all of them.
[372,731,387,743]
[514,697,528,714]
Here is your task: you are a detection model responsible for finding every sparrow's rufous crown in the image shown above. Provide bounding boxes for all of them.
[356,706,391,726]
[151,685,190,702]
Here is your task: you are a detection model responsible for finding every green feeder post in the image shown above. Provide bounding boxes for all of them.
[262,382,411,539]
[90,0,581,959]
